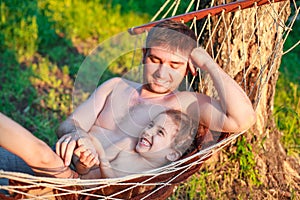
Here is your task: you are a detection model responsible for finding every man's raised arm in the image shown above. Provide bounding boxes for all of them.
[190,47,256,132]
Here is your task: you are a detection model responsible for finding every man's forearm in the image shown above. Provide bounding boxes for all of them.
[191,48,256,131]
[206,60,256,131]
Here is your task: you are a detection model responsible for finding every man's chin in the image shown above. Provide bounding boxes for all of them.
[148,84,171,94]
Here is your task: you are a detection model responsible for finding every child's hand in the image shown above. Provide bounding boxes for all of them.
[77,136,99,165]
[56,127,88,166]
[74,145,100,168]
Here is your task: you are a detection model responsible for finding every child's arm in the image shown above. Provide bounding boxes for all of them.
[0,113,76,178]
[72,137,116,178]
[91,136,132,178]
[72,134,100,175]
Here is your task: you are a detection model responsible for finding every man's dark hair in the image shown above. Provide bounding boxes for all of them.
[145,20,197,56]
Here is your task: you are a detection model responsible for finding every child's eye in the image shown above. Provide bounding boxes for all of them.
[147,121,154,128]
[157,130,164,136]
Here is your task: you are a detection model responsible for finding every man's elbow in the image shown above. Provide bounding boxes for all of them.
[56,118,74,138]
[235,109,257,132]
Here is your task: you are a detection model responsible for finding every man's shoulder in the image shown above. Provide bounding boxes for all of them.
[105,77,122,84]
[106,77,141,89]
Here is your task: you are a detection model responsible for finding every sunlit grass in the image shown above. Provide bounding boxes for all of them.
[0,0,152,146]
[274,11,300,157]
[274,74,300,157]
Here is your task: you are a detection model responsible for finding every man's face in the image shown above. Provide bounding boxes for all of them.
[143,47,189,94]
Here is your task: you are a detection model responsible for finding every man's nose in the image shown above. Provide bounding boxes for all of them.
[156,64,169,78]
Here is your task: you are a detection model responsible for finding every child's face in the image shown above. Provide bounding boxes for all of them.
[135,113,179,160]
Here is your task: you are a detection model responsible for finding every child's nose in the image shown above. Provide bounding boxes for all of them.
[144,129,154,137]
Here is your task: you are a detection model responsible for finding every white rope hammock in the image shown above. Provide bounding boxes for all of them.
[1,0,299,199]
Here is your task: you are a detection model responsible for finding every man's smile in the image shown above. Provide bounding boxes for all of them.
[153,78,169,87]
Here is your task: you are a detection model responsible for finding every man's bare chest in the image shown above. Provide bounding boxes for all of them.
[93,84,201,135]
[94,91,176,134]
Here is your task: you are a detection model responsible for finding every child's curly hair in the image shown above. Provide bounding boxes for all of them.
[163,109,197,158]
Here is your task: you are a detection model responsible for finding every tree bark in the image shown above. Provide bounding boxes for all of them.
[192,0,300,199]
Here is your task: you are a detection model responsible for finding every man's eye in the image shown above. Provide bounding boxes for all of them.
[149,56,161,63]
[170,64,179,69]
[170,63,184,69]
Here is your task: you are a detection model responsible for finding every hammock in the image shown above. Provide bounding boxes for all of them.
[1,0,299,199]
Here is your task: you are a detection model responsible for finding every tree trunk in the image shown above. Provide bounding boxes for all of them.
[192,0,300,199]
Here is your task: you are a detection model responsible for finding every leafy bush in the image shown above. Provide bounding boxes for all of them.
[0,0,154,146]
[274,13,300,157]
[0,1,38,61]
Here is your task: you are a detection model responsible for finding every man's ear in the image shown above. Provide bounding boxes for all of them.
[142,47,147,54]
[166,150,181,162]
[142,48,147,63]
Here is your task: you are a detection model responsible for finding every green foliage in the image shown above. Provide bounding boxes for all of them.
[0,1,39,61]
[0,0,155,146]
[274,13,300,157]
[274,77,300,156]
[30,57,73,115]
[104,0,192,19]
[232,136,262,186]
[38,0,149,43]
[0,51,59,145]
[170,172,212,199]
[0,51,35,113]
[104,0,166,16]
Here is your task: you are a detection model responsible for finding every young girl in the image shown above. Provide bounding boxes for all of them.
[72,109,197,178]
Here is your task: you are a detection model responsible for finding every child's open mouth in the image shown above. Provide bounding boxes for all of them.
[140,137,152,147]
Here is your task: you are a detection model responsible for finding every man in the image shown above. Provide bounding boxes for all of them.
[56,20,256,167]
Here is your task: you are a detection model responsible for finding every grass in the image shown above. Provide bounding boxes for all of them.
[0,0,153,145]
[0,0,299,198]
[273,14,300,157]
